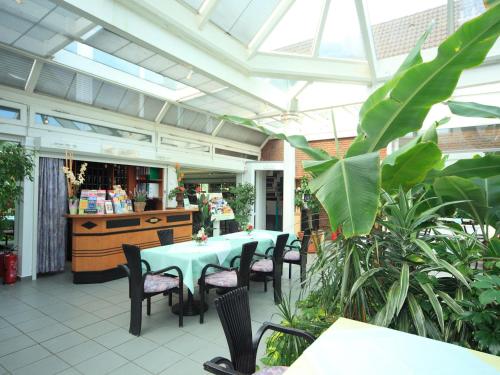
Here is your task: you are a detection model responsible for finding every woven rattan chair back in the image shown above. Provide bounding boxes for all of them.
[238,241,258,288]
[122,244,143,290]
[214,288,256,374]
[157,229,174,246]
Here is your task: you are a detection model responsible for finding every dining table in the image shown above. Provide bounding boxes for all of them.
[141,229,297,315]
[284,318,500,374]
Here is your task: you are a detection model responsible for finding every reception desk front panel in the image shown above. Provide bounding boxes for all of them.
[67,209,195,283]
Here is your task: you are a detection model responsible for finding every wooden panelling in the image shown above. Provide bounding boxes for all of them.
[68,209,195,273]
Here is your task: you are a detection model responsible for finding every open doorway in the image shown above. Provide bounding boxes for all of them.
[265,171,283,231]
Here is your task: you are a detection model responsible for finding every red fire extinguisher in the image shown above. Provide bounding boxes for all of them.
[3,252,17,284]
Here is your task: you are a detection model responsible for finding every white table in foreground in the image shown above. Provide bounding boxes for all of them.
[285,318,500,375]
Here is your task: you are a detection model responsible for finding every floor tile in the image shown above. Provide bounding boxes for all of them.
[12,355,69,375]
[113,337,157,361]
[3,309,47,325]
[0,334,36,357]
[133,346,183,374]
[61,312,101,331]
[94,328,134,349]
[141,324,185,345]
[78,299,114,313]
[77,320,118,339]
[160,357,204,375]
[41,331,88,353]
[164,333,210,356]
[54,368,81,375]
[57,340,107,366]
[188,342,230,365]
[109,362,152,375]
[0,344,51,371]
[92,305,128,320]
[74,350,128,375]
[27,323,72,343]
[0,325,23,341]
[14,316,60,333]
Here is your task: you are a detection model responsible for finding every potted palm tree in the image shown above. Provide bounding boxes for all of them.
[295,176,323,253]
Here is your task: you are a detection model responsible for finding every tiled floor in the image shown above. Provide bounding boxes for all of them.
[0,263,306,375]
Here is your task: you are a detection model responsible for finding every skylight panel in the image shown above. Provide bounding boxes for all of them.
[319,1,366,59]
[211,0,280,45]
[64,42,187,91]
[260,0,322,55]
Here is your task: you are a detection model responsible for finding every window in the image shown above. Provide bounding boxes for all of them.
[160,136,211,153]
[215,148,259,160]
[35,114,152,143]
[0,105,21,120]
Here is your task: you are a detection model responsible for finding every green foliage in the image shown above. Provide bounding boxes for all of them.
[461,274,500,355]
[226,183,255,229]
[0,142,35,218]
[197,193,212,235]
[446,100,500,119]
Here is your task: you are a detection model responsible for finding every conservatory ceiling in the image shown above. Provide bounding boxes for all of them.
[0,0,499,145]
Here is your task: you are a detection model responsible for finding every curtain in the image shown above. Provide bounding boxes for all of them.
[37,157,67,273]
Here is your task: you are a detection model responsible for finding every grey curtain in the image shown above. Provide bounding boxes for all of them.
[37,157,67,273]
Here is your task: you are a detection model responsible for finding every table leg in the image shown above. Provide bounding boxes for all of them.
[172,289,208,316]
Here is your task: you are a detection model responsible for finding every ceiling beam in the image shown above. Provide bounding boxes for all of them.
[198,0,218,30]
[251,52,371,83]
[154,101,170,123]
[211,119,225,136]
[247,0,296,58]
[447,0,455,35]
[354,0,378,84]
[312,0,331,57]
[24,59,43,94]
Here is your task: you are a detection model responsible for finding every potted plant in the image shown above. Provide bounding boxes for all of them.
[0,142,34,248]
[62,152,87,214]
[168,186,186,208]
[168,163,186,208]
[132,189,147,212]
[226,183,256,230]
[295,176,322,253]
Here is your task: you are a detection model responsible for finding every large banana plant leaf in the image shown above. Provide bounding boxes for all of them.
[382,141,442,192]
[434,176,489,229]
[433,154,500,179]
[446,100,500,118]
[472,175,500,229]
[222,115,331,161]
[309,152,380,237]
[347,4,500,157]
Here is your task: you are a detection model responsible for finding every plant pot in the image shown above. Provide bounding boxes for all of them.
[68,199,79,215]
[308,230,325,253]
[134,201,146,213]
[176,192,184,208]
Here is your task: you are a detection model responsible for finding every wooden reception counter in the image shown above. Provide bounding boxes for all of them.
[67,208,196,283]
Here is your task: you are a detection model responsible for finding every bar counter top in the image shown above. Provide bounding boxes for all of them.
[66,207,198,219]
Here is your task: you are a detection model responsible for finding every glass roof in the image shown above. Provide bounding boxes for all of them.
[0,0,498,147]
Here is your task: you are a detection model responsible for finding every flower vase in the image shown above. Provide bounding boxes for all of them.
[176,192,184,208]
[68,198,79,215]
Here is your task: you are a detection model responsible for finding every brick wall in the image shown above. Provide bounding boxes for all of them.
[261,139,284,161]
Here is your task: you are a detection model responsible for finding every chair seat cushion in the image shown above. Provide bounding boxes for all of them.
[144,274,178,293]
[204,270,238,287]
[254,366,288,375]
[284,251,300,261]
[251,259,273,272]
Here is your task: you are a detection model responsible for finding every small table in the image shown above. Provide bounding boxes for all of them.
[285,318,500,374]
[141,230,297,315]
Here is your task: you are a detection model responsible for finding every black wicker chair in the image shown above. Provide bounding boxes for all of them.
[283,229,311,284]
[250,233,289,304]
[203,288,315,375]
[119,244,183,335]
[157,229,174,246]
[198,241,258,324]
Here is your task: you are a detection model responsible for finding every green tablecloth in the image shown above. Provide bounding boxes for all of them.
[141,230,297,293]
